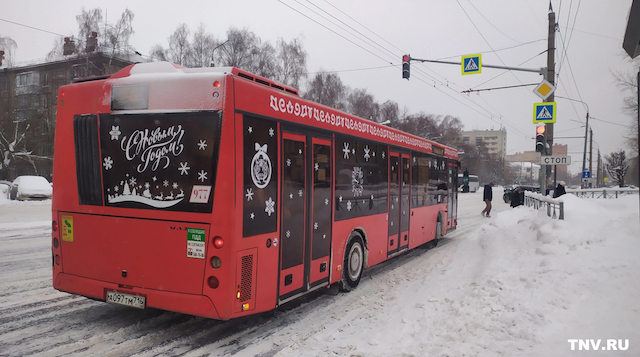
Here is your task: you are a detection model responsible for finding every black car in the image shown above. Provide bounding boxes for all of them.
[503,185,540,203]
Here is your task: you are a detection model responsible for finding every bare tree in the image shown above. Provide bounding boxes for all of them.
[379,100,400,126]
[0,122,49,178]
[219,28,260,70]
[395,112,439,140]
[75,8,103,54]
[605,149,630,187]
[0,35,17,67]
[104,9,135,57]
[191,24,216,68]
[168,24,191,66]
[250,42,278,79]
[613,67,639,155]
[437,115,464,147]
[46,8,135,60]
[149,44,169,62]
[303,71,347,111]
[347,88,379,120]
[275,37,307,89]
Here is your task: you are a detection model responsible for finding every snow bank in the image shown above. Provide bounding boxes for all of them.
[268,194,639,357]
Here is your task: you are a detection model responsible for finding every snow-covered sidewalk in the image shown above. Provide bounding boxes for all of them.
[264,193,640,357]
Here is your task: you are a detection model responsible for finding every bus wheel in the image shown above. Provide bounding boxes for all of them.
[340,233,364,292]
[426,219,442,249]
[435,220,443,240]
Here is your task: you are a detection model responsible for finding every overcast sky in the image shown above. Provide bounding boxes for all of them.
[2,0,637,174]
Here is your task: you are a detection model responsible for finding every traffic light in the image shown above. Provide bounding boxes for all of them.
[535,124,546,153]
[402,55,410,80]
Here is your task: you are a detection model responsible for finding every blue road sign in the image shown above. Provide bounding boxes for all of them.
[461,54,482,75]
[533,102,556,123]
[582,170,591,179]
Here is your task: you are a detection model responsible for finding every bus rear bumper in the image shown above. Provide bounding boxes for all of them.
[54,272,222,319]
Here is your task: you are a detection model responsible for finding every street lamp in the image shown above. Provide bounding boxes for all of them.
[210,40,229,67]
[556,96,590,188]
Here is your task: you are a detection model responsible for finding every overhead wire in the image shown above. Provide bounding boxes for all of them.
[281,0,540,140]
[0,17,67,37]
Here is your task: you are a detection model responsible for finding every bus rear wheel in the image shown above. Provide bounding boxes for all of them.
[340,233,364,292]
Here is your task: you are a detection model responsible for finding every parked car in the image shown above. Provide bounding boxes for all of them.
[10,176,53,200]
[0,180,12,200]
[503,185,539,203]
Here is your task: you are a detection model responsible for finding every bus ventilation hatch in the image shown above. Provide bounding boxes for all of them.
[239,254,253,303]
[73,115,103,206]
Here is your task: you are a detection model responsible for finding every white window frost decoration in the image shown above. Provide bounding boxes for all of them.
[109,126,121,140]
[351,167,364,197]
[251,143,272,189]
[342,142,351,159]
[103,156,113,170]
[265,197,275,216]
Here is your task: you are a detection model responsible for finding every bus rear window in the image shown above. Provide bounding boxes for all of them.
[97,111,221,213]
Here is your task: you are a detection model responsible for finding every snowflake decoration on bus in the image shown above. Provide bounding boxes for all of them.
[198,170,208,182]
[351,167,364,197]
[265,197,275,216]
[109,126,121,140]
[197,140,207,150]
[103,156,113,170]
[343,142,351,159]
[178,162,190,175]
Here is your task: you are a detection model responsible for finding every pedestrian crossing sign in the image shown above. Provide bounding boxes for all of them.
[462,54,482,75]
[533,102,556,123]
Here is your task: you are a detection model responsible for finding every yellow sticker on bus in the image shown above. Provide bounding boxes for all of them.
[61,215,74,242]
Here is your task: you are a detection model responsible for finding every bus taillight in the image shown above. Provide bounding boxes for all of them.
[212,236,224,249]
[213,81,220,88]
[207,276,219,289]
[52,220,58,232]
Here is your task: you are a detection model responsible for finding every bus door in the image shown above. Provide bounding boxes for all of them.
[388,152,410,255]
[448,161,458,229]
[279,133,332,300]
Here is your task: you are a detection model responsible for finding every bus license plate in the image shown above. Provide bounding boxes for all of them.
[106,291,146,309]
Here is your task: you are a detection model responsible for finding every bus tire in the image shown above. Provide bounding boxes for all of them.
[340,232,365,292]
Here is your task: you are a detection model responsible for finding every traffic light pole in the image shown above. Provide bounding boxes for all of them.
[405,57,545,76]
[540,6,556,194]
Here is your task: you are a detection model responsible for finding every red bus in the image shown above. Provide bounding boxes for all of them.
[51,62,458,320]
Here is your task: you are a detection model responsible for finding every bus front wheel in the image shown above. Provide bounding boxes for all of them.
[340,233,364,292]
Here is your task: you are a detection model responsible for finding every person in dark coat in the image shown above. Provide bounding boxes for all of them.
[510,187,524,208]
[481,182,494,217]
[553,181,566,198]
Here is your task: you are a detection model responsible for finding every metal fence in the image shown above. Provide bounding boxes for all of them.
[566,188,639,199]
[524,192,564,220]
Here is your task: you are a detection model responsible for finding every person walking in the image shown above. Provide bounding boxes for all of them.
[481,182,494,217]
[553,181,566,198]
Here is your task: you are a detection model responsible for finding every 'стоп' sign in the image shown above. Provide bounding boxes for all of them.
[541,156,571,165]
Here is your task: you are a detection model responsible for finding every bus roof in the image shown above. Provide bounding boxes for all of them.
[109,62,299,96]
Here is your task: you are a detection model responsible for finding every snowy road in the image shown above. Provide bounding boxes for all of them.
[1,191,638,357]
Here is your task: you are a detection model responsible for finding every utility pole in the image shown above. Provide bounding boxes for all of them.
[589,128,593,187]
[540,4,556,192]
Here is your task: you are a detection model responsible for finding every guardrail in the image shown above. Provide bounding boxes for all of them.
[566,187,639,199]
[524,191,564,220]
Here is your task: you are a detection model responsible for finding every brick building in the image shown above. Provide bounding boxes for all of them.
[0,53,137,180]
